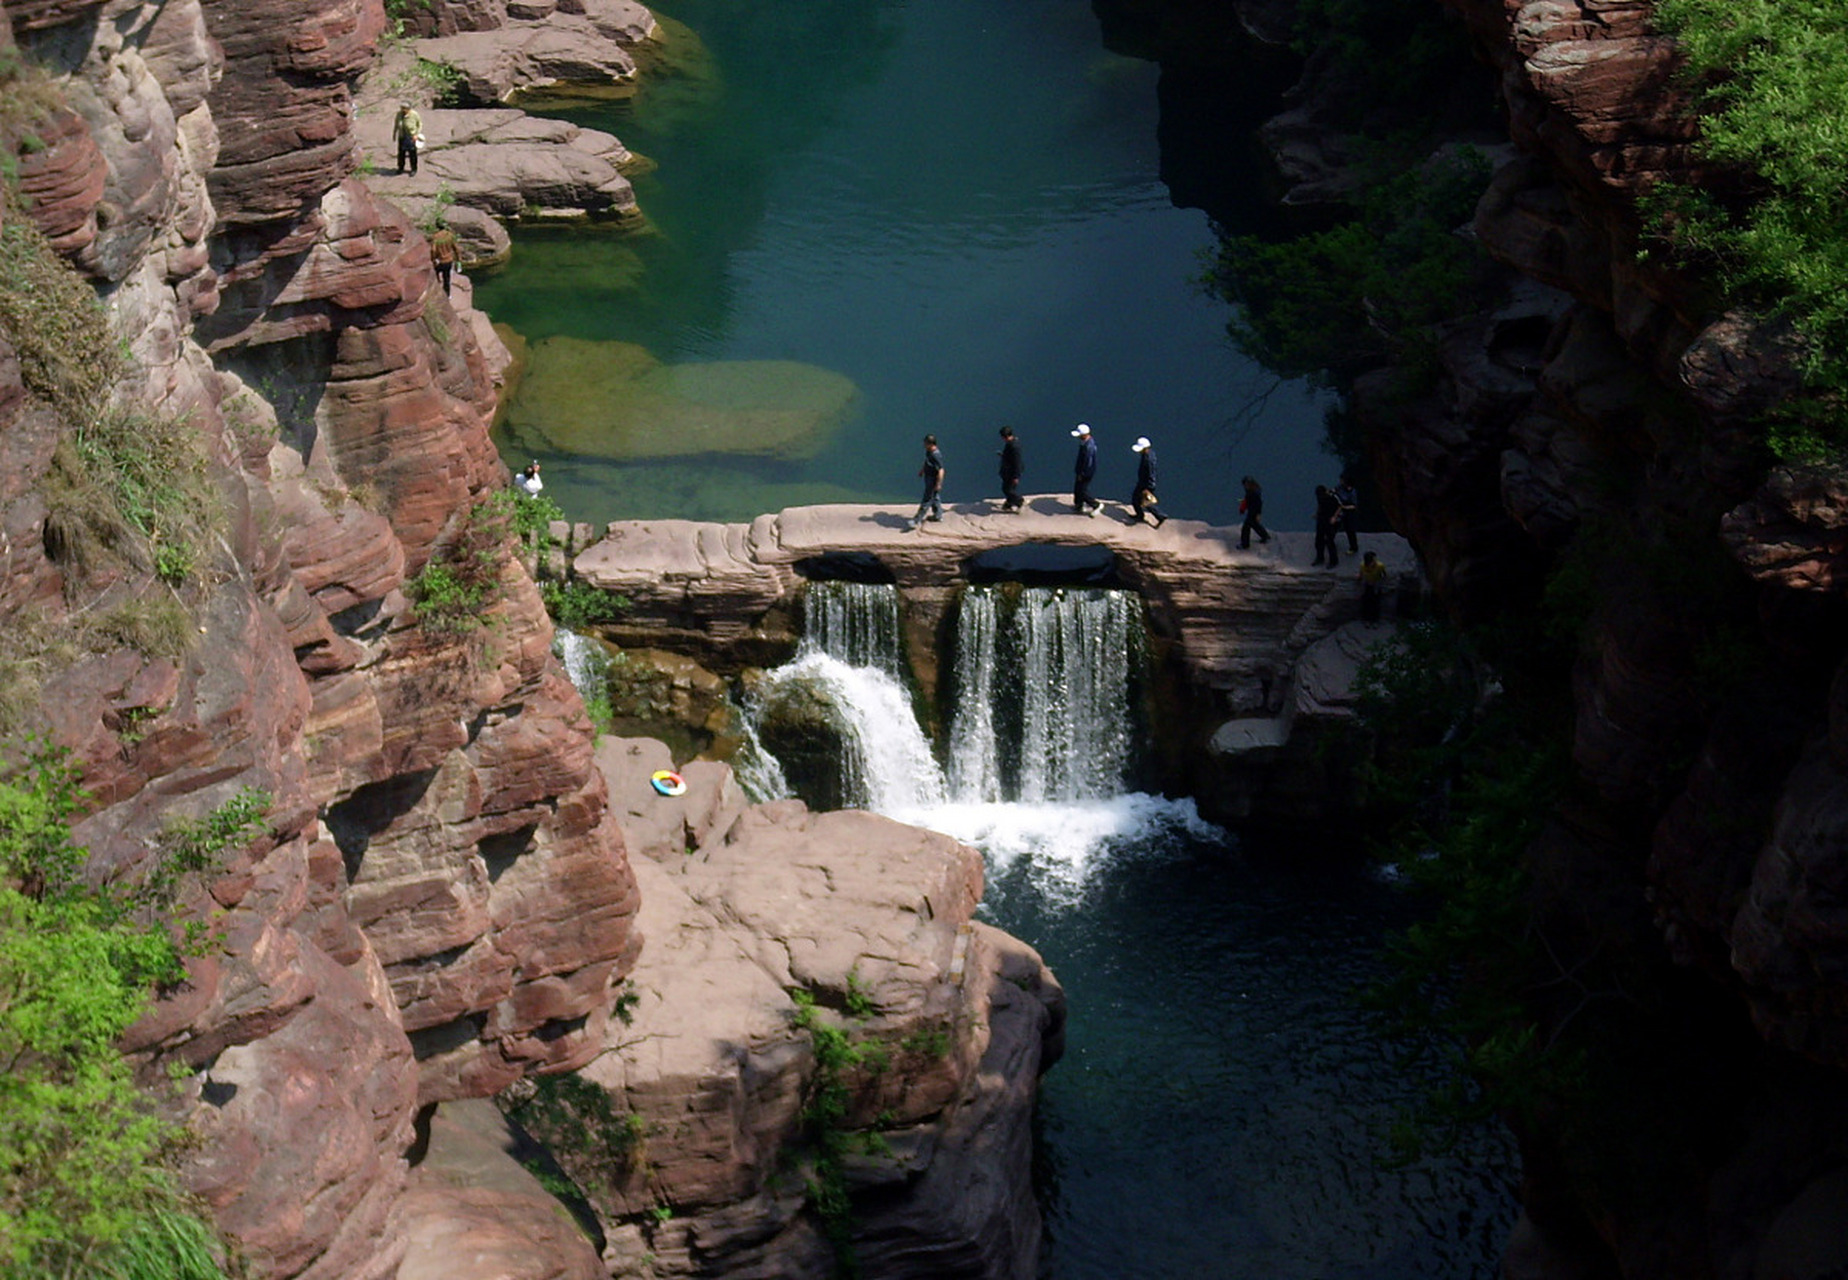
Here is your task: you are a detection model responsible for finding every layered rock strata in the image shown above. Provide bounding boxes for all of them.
[546,737,1065,1280]
[1280,1,1848,1277]
[1,0,640,1273]
[572,502,1419,719]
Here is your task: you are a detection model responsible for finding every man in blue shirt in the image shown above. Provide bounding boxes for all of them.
[912,434,945,527]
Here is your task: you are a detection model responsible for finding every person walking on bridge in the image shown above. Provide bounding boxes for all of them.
[1238,475,1270,548]
[998,426,1024,512]
[1312,484,1342,567]
[911,434,945,527]
[1130,436,1166,527]
[1071,422,1100,516]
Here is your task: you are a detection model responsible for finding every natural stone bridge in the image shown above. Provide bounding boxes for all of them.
[571,497,1418,721]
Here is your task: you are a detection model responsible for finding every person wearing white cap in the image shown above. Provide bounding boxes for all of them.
[1070,422,1100,516]
[1130,436,1166,527]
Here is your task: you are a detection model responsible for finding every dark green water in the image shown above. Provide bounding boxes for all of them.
[473,0,1338,528]
[981,837,1516,1280]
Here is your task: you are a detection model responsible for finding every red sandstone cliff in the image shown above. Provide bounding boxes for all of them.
[0,0,638,1273]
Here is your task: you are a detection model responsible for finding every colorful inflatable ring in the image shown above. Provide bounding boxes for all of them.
[649,769,687,797]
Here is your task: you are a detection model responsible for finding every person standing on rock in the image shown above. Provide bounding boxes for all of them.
[912,434,945,527]
[429,222,459,296]
[1358,550,1388,622]
[1130,436,1166,527]
[1335,472,1360,554]
[998,426,1024,512]
[394,102,423,175]
[1071,422,1100,516]
[1238,475,1270,548]
[1312,484,1342,567]
[516,461,543,496]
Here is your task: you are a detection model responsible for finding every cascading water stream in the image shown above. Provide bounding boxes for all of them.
[749,580,1223,902]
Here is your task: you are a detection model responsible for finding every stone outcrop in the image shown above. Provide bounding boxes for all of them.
[531,737,1065,1280]
[1242,2,1848,1278]
[0,5,1078,1278]
[572,501,1419,720]
[1,0,640,1274]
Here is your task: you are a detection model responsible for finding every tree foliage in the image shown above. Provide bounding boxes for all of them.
[1201,148,1493,388]
[1649,0,1848,435]
[0,745,258,1278]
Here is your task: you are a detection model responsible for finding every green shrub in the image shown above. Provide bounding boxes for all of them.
[0,191,118,421]
[1201,148,1493,388]
[0,744,247,1279]
[407,494,520,637]
[541,580,628,631]
[1647,1,1848,448]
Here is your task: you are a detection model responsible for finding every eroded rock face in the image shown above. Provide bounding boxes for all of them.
[533,739,1065,1280]
[0,0,641,1275]
[1343,3,1848,1278]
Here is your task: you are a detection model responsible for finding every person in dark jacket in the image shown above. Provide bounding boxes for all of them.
[1335,472,1360,553]
[911,434,945,526]
[998,426,1024,512]
[1313,484,1342,567]
[1238,475,1270,548]
[1130,436,1166,527]
[1071,422,1100,515]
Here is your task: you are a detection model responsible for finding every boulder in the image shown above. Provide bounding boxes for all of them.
[515,750,1065,1280]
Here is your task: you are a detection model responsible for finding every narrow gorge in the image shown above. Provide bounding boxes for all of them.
[3,2,1847,1280]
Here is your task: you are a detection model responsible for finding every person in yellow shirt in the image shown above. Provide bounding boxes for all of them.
[1358,550,1388,623]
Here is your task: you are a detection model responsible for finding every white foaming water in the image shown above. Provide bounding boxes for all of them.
[751,582,1228,901]
[755,650,947,812]
[553,625,607,691]
[894,793,1227,910]
[945,587,1002,800]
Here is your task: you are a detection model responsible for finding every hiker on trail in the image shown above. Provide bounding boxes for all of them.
[1313,484,1342,567]
[1238,475,1270,548]
[394,102,423,175]
[1130,436,1166,527]
[998,426,1024,512]
[429,223,458,296]
[1071,423,1100,516]
[912,434,945,526]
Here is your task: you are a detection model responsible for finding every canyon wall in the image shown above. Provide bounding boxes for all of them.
[1121,0,1848,1276]
[0,0,639,1273]
[0,4,1066,1276]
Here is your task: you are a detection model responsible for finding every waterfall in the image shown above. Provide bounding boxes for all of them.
[747,580,1224,902]
[752,581,945,811]
[1008,588,1138,803]
[554,625,607,693]
[802,580,903,674]
[945,587,1002,801]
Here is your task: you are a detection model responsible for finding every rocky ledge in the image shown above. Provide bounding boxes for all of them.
[490,735,1067,1280]
[570,499,1420,721]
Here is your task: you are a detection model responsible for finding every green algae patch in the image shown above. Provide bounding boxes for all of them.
[501,335,860,461]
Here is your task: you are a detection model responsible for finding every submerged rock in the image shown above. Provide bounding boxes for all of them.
[501,334,861,461]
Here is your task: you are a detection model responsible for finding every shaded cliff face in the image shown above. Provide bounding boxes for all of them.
[1095,0,1848,1274]
[0,0,639,1273]
[1348,1,1848,1276]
